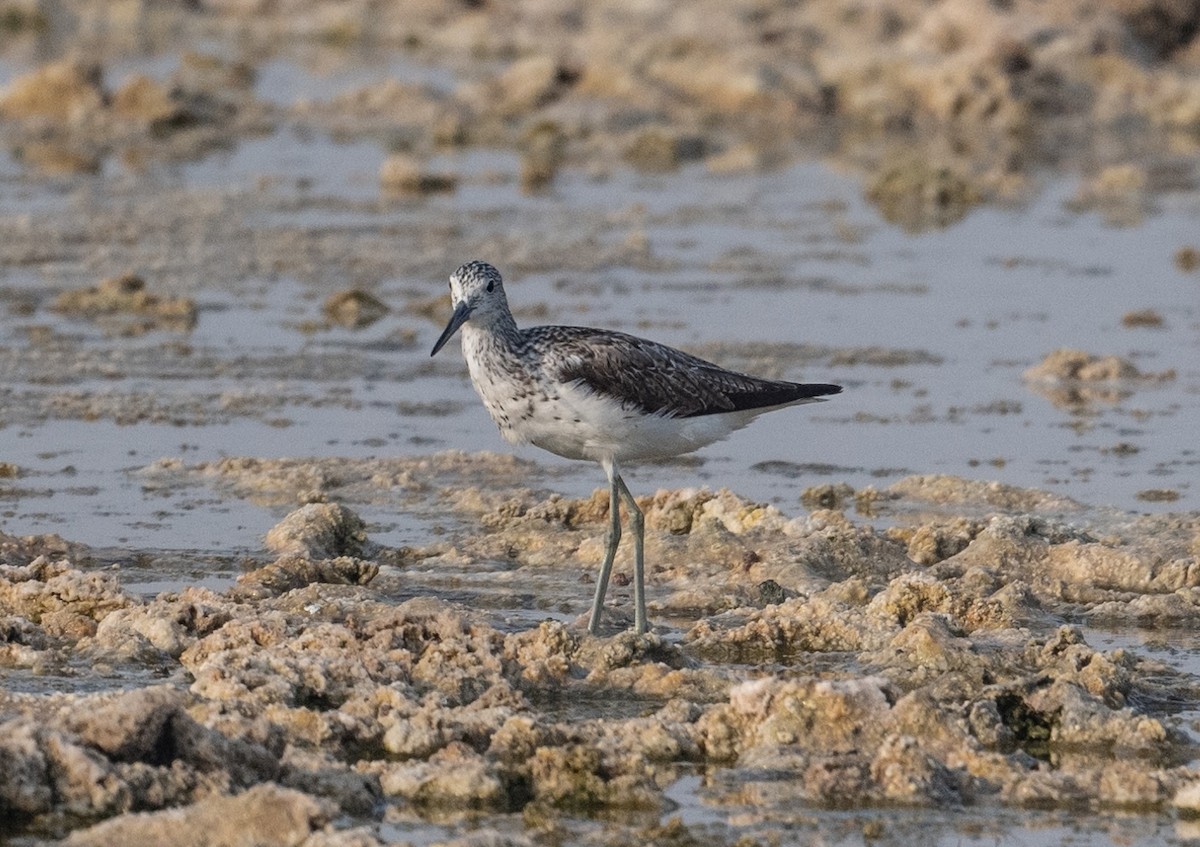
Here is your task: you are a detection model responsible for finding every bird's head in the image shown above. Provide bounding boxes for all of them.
[430,260,508,356]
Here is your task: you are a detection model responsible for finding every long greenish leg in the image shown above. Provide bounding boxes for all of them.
[587,461,622,634]
[614,472,647,634]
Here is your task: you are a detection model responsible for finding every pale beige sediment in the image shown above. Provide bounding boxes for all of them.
[2,471,1198,836]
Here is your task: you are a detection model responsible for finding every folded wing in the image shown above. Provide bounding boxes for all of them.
[530,326,841,419]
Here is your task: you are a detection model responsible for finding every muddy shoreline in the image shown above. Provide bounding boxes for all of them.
[2,0,1200,844]
[3,468,1200,845]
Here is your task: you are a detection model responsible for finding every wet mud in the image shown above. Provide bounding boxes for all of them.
[1,0,1199,845]
[5,462,1200,845]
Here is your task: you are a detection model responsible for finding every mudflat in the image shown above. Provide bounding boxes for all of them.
[1,1,1199,845]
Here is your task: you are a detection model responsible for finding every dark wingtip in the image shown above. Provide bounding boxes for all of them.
[800,383,843,398]
[703,381,842,416]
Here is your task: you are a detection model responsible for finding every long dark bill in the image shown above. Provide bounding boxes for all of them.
[430,302,473,356]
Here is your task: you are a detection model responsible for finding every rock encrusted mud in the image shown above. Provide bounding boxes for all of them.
[1024,348,1177,408]
[50,273,197,336]
[3,460,1199,844]
[2,0,1198,844]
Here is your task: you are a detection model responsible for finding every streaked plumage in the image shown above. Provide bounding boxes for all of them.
[431,260,841,634]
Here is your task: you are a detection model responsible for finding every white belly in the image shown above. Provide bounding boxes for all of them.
[540,382,766,462]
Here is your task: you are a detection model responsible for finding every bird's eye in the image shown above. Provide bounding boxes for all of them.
[486,280,494,292]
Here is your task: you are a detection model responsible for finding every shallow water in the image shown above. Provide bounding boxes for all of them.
[378,795,1183,847]
[371,773,1187,847]
[2,126,1196,555]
